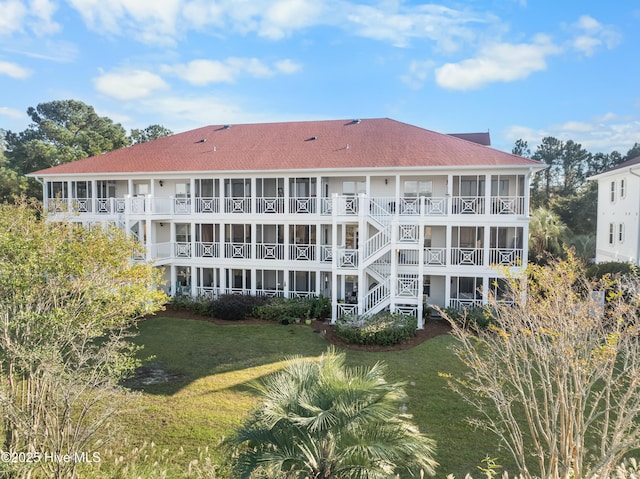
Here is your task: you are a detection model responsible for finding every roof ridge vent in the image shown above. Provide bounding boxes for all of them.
[223,124,231,129]
[353,119,361,124]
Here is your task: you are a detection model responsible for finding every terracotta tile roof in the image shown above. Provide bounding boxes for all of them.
[30,118,542,176]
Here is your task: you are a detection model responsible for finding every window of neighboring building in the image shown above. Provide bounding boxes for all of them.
[609,223,615,245]
[621,179,626,198]
[619,223,625,243]
[610,181,616,202]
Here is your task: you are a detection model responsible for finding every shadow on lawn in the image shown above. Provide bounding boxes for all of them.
[124,317,332,396]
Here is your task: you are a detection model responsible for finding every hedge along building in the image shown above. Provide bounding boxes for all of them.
[29,118,544,326]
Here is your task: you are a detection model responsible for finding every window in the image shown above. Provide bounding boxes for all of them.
[290,177,317,197]
[195,179,216,198]
[610,181,616,202]
[96,180,116,198]
[175,182,190,197]
[422,276,431,296]
[621,179,626,198]
[424,226,432,248]
[609,223,615,245]
[73,181,91,199]
[225,178,250,198]
[175,224,191,243]
[48,181,68,199]
[342,180,365,196]
[404,180,433,197]
[491,178,510,196]
[619,223,625,243]
[456,176,485,197]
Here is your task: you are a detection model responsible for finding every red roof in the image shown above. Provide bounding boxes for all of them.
[30,118,542,176]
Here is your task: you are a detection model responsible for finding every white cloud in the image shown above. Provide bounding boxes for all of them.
[165,57,301,86]
[569,15,621,56]
[435,34,561,90]
[504,115,640,154]
[93,69,169,100]
[0,0,27,36]
[0,106,26,119]
[345,3,490,51]
[27,0,60,35]
[260,0,327,39]
[0,60,32,79]
[68,0,181,45]
[64,0,495,52]
[400,60,435,90]
[0,0,60,37]
[275,59,303,74]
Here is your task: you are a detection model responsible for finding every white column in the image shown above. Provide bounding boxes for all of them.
[190,178,196,214]
[331,194,339,323]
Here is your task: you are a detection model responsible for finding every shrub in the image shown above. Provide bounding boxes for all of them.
[169,295,211,316]
[335,311,417,346]
[252,296,331,323]
[585,261,639,280]
[209,294,269,321]
[444,305,495,332]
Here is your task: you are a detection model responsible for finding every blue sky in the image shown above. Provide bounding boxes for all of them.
[1,0,638,154]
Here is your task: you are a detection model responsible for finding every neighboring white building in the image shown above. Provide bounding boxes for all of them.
[29,118,544,326]
[590,156,640,265]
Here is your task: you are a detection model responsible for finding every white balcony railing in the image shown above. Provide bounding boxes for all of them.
[256,197,284,214]
[451,247,484,266]
[256,243,285,260]
[489,248,523,266]
[424,248,446,266]
[46,193,525,218]
[195,197,219,213]
[289,244,316,261]
[195,242,220,258]
[289,197,317,214]
[225,243,251,259]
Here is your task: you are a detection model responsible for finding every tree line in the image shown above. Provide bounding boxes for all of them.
[0,99,172,200]
[515,137,639,263]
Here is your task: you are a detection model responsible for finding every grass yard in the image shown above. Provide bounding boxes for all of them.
[89,316,511,478]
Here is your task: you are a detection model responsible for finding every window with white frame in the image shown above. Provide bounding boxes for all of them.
[609,223,615,245]
[618,223,625,243]
[404,180,433,197]
[342,180,365,196]
[620,179,626,198]
[610,181,616,202]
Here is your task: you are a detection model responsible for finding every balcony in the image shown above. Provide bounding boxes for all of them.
[46,193,527,218]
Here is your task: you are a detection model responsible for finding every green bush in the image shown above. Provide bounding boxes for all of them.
[335,311,417,346]
[444,305,496,332]
[252,296,331,323]
[585,261,639,280]
[169,295,211,316]
[209,294,269,321]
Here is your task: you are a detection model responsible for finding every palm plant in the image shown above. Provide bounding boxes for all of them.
[232,348,438,478]
[528,207,569,262]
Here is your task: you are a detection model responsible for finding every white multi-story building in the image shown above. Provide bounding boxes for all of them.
[29,118,544,326]
[590,156,640,265]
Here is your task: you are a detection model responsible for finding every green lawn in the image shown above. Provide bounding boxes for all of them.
[92,316,511,478]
